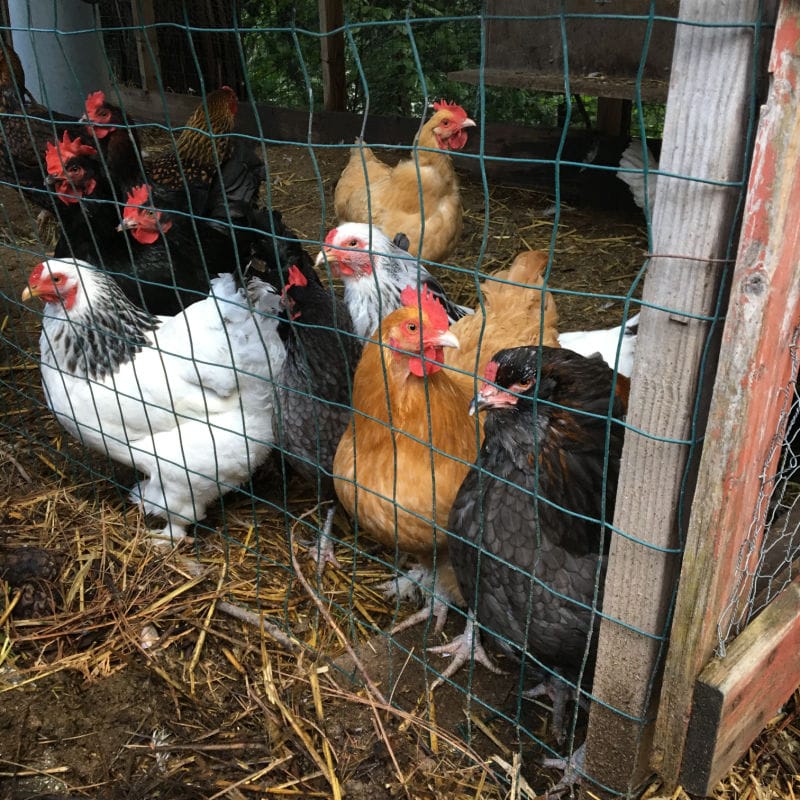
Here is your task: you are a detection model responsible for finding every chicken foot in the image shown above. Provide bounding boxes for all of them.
[304,504,342,573]
[381,565,455,636]
[427,610,504,687]
[541,742,585,798]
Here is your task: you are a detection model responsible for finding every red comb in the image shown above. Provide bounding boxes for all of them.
[324,227,339,246]
[125,184,152,208]
[400,285,449,332]
[432,99,469,123]
[84,90,105,115]
[44,131,97,175]
[483,360,499,384]
[286,265,308,288]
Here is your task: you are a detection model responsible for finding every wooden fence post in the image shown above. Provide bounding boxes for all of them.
[319,0,346,112]
[583,1,775,793]
[653,1,800,790]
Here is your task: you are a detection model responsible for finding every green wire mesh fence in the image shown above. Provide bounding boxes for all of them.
[0,2,792,797]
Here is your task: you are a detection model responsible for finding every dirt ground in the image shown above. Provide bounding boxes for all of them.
[0,143,797,800]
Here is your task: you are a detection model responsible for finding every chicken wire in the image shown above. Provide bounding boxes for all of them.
[717,326,800,653]
[0,2,783,798]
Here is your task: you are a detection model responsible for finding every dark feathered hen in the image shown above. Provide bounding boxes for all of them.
[273,256,362,570]
[81,90,144,196]
[433,346,626,746]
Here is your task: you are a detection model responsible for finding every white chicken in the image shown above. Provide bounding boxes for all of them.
[558,312,640,378]
[617,139,658,212]
[23,258,285,541]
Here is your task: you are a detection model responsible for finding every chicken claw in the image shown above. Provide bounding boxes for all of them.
[305,506,342,573]
[541,743,585,798]
[428,612,504,688]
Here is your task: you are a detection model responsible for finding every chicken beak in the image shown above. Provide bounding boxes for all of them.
[431,330,460,350]
[469,388,494,417]
[116,217,137,232]
[316,247,341,276]
[461,117,477,129]
[21,285,37,302]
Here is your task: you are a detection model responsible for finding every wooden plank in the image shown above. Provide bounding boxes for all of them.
[680,576,800,794]
[318,0,346,112]
[482,1,678,84]
[130,0,160,93]
[652,0,799,788]
[583,2,774,794]
[596,98,632,137]
[448,68,670,102]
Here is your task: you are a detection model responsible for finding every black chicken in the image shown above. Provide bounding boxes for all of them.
[269,252,363,570]
[81,89,144,196]
[432,346,626,767]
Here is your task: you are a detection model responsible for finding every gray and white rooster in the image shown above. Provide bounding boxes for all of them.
[23,258,285,541]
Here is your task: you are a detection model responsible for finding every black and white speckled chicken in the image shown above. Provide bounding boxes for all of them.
[432,345,627,760]
[272,255,362,569]
[23,258,286,542]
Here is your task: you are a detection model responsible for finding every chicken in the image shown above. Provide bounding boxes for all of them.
[444,249,560,395]
[558,312,639,378]
[431,345,626,782]
[0,39,33,102]
[315,222,472,340]
[617,139,658,212]
[334,100,476,263]
[147,86,240,214]
[272,258,362,570]
[22,258,285,541]
[0,85,83,209]
[81,90,144,196]
[115,183,256,313]
[333,286,479,631]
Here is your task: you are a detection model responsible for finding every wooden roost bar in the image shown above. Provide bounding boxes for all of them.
[448,0,678,135]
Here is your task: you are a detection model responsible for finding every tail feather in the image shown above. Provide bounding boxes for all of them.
[617,139,658,211]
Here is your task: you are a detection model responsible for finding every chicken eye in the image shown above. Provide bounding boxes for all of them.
[441,119,450,126]
[516,379,533,391]
[406,322,417,334]
[348,239,358,247]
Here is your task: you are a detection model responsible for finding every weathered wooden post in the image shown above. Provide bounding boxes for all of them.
[583,1,776,793]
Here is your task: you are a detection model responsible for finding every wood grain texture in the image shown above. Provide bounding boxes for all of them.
[583,1,775,794]
[318,0,346,112]
[680,576,800,794]
[652,0,799,790]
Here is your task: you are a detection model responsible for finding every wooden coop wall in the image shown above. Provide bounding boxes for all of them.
[448,0,679,136]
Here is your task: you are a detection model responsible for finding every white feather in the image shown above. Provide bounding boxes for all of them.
[617,140,658,212]
[559,313,639,378]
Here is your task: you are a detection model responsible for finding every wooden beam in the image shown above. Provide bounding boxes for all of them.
[596,98,632,137]
[130,0,160,93]
[318,0,346,112]
[583,2,774,794]
[680,576,800,794]
[652,0,798,789]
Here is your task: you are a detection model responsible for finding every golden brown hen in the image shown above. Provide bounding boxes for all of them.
[333,286,479,633]
[444,249,560,396]
[334,100,475,264]
[147,86,239,209]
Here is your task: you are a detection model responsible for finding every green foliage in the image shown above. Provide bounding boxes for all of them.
[237,1,665,137]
